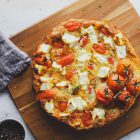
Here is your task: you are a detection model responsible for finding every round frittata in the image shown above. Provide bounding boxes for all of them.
[32,19,140,130]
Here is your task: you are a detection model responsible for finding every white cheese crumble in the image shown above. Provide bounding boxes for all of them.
[79,71,89,86]
[97,66,110,78]
[40,83,53,90]
[115,45,126,58]
[103,36,114,47]
[39,43,51,53]
[81,25,98,44]
[94,54,108,64]
[45,100,54,113]
[56,81,68,87]
[91,108,105,120]
[68,97,87,111]
[115,32,123,39]
[52,61,62,71]
[40,77,48,82]
[40,83,48,90]
[77,49,91,62]
[62,33,80,45]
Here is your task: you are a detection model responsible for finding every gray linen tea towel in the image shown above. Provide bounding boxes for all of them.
[0,31,31,90]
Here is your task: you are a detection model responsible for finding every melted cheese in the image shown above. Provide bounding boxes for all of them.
[94,54,108,64]
[34,64,44,74]
[77,49,91,62]
[91,108,105,120]
[59,112,69,117]
[62,33,80,45]
[45,100,54,113]
[97,66,110,78]
[87,87,96,102]
[68,97,87,111]
[62,67,67,75]
[39,43,51,53]
[115,45,126,58]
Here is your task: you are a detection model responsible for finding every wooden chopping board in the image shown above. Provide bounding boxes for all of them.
[8,0,140,139]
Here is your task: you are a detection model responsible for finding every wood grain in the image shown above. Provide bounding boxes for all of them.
[8,0,140,139]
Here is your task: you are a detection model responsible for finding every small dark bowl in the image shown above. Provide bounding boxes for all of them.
[0,119,25,140]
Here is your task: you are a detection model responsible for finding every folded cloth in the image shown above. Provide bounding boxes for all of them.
[0,31,31,91]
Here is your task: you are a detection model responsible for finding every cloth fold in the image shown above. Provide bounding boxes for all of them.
[0,31,31,90]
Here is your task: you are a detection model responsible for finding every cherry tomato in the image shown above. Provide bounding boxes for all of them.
[36,89,56,100]
[65,21,82,32]
[117,90,130,101]
[116,90,134,108]
[88,86,92,94]
[57,101,68,112]
[82,110,92,126]
[44,60,52,68]
[96,88,114,105]
[34,57,43,65]
[52,41,63,48]
[126,77,140,96]
[93,43,106,54]
[108,74,125,92]
[107,57,114,64]
[117,59,133,77]
[88,63,94,70]
[66,70,74,80]
[58,54,74,67]
[80,36,88,47]
[100,27,110,36]
[34,55,52,68]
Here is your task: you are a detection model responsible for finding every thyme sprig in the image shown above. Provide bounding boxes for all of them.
[114,72,134,100]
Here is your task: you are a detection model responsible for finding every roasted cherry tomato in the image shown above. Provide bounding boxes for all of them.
[80,36,88,47]
[126,77,140,96]
[82,110,92,127]
[64,21,82,32]
[57,101,68,112]
[107,57,114,64]
[58,54,74,67]
[93,43,106,54]
[96,88,114,105]
[44,60,52,68]
[88,63,94,70]
[115,90,134,108]
[52,39,64,48]
[70,112,79,124]
[34,55,52,68]
[117,59,133,77]
[34,57,43,65]
[108,74,125,92]
[66,70,74,80]
[88,86,92,94]
[36,89,56,100]
[100,27,110,36]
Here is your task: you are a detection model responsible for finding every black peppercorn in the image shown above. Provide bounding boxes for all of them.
[0,119,25,140]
